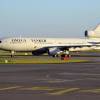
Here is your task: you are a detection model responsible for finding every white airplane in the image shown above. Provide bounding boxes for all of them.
[0,24,100,57]
[0,37,100,57]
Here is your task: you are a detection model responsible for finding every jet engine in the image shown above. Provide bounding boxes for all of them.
[85,24,100,38]
[85,30,96,38]
[48,47,70,57]
[48,47,63,57]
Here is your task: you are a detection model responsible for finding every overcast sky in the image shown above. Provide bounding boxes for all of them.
[0,0,100,38]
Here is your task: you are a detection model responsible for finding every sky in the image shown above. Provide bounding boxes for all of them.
[0,0,100,38]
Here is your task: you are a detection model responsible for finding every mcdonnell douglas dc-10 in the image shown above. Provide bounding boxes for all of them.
[0,24,100,57]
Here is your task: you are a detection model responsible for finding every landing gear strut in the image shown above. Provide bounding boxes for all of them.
[11,51,15,57]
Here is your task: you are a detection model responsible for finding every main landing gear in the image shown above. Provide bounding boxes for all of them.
[52,50,71,60]
[60,50,71,60]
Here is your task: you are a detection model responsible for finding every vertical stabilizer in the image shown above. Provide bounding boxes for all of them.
[94,24,100,33]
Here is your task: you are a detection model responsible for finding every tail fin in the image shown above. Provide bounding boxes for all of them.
[94,24,100,33]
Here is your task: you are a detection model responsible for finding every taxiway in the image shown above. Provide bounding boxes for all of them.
[0,57,100,100]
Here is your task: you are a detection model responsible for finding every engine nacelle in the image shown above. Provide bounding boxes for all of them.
[48,47,63,56]
[85,30,96,38]
[85,24,100,38]
[48,47,70,57]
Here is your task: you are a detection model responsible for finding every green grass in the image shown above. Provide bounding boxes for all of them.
[0,50,90,64]
[0,57,88,64]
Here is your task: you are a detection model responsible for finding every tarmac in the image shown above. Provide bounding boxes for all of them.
[0,56,100,100]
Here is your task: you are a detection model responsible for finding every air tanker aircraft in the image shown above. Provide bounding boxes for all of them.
[0,25,100,57]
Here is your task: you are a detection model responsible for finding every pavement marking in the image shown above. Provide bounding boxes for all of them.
[46,78,100,83]
[35,79,67,83]
[59,72,100,76]
[80,88,100,93]
[19,87,100,95]
[19,87,33,90]
[63,78,100,82]
[31,87,56,91]
[20,86,58,91]
[48,88,80,95]
[35,78,87,83]
[47,79,69,83]
[0,86,22,91]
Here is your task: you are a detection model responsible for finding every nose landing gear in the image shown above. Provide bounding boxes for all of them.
[11,51,15,57]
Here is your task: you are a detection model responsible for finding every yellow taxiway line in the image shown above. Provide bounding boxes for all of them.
[20,86,59,91]
[80,88,100,93]
[48,88,80,95]
[0,86,22,91]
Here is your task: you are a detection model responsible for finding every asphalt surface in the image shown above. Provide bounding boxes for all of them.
[0,56,100,100]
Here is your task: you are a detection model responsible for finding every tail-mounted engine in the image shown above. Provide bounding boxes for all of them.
[85,24,100,38]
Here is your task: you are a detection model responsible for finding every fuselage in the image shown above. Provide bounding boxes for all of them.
[0,37,100,51]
